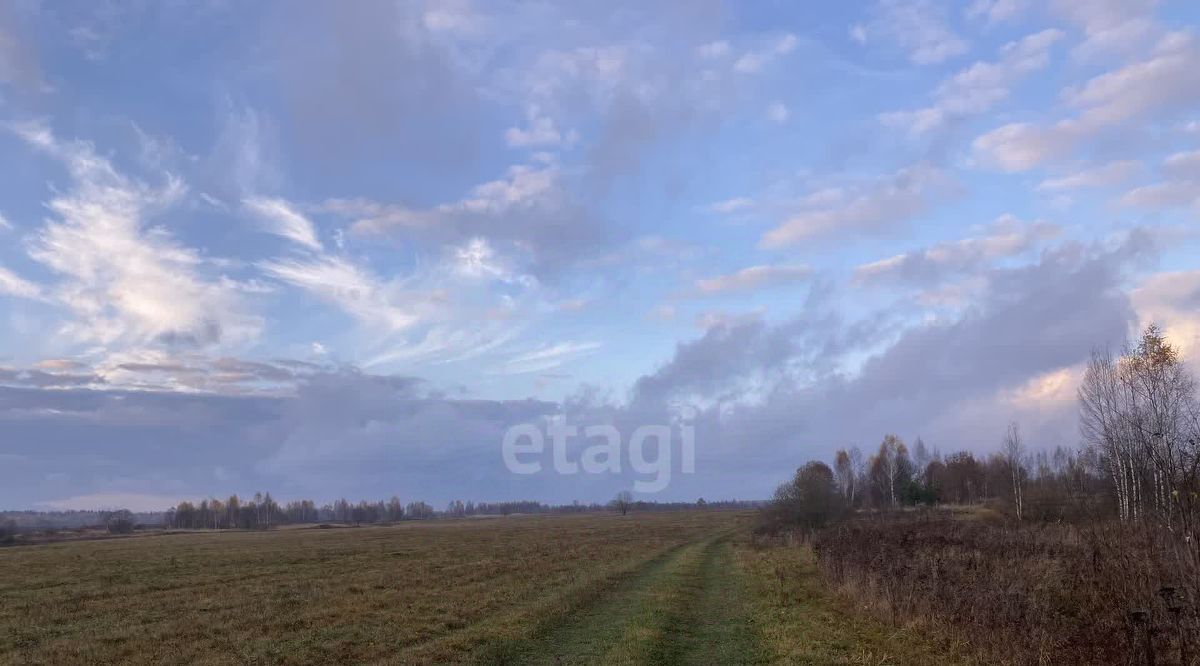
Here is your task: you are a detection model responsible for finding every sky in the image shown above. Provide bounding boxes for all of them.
[1,0,1200,511]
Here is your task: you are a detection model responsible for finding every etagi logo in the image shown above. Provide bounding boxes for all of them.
[501,412,696,493]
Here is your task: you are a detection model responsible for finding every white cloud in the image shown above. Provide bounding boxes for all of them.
[422,0,483,35]
[761,163,948,247]
[882,29,1063,135]
[702,197,754,215]
[243,197,323,251]
[504,106,577,148]
[857,0,969,65]
[1118,150,1200,209]
[733,34,797,74]
[13,121,260,348]
[260,254,417,333]
[339,161,561,235]
[1163,149,1200,181]
[1037,159,1141,191]
[0,211,11,231]
[849,24,868,45]
[1132,270,1200,359]
[697,40,731,59]
[1119,181,1200,209]
[766,101,790,124]
[966,0,1029,24]
[695,264,812,295]
[854,215,1060,286]
[499,340,602,374]
[0,266,43,300]
[974,32,1200,172]
[1052,0,1161,60]
[454,236,533,286]
[41,492,184,512]
[1064,32,1200,128]
[972,121,1081,172]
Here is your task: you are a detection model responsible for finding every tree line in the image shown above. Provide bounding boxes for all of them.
[768,325,1200,553]
[163,494,758,530]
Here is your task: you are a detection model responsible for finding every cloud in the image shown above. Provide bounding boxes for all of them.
[1064,32,1200,127]
[498,341,603,375]
[330,160,611,276]
[854,216,1061,287]
[966,0,1029,24]
[702,197,754,215]
[1163,149,1200,181]
[695,265,813,295]
[243,197,323,251]
[697,40,731,59]
[761,163,949,247]
[1037,159,1141,191]
[1132,270,1200,358]
[733,34,797,74]
[972,121,1081,172]
[0,211,11,230]
[0,266,43,300]
[40,492,187,512]
[855,0,969,65]
[973,32,1200,171]
[881,29,1064,135]
[627,237,1145,477]
[766,102,790,124]
[260,255,417,333]
[504,106,577,148]
[1051,0,1161,60]
[13,121,261,349]
[1118,150,1200,209]
[1119,182,1200,209]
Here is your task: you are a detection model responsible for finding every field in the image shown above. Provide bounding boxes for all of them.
[0,511,957,665]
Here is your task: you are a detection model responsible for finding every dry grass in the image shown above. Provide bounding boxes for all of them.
[0,511,747,665]
[738,535,968,665]
[813,509,1200,665]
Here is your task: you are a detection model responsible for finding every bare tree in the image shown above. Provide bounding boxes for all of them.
[1003,421,1026,521]
[834,449,855,505]
[870,435,906,508]
[611,491,634,516]
[1080,325,1200,545]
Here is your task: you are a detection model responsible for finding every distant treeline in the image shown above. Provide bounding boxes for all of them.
[162,495,758,530]
[1,496,759,536]
[0,509,165,532]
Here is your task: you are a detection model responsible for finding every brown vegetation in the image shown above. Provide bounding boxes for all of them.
[814,510,1199,665]
[0,510,745,664]
[764,326,1200,665]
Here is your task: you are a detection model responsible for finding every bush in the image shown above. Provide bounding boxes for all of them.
[762,461,845,532]
[0,520,16,546]
[813,510,1200,665]
[104,510,136,534]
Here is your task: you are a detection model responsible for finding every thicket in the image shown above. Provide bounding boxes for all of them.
[766,326,1200,665]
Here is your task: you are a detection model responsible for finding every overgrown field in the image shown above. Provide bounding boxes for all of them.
[813,509,1200,665]
[0,510,965,665]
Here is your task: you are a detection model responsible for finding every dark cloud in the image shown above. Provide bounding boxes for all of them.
[0,235,1156,508]
[610,235,1147,489]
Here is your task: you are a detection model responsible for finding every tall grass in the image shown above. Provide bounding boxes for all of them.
[813,510,1199,665]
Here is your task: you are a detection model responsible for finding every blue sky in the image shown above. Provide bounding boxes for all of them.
[1,0,1199,510]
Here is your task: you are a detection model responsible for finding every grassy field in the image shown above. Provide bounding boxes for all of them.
[1,511,957,665]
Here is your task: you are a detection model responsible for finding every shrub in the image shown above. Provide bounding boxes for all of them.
[0,520,16,546]
[762,461,845,533]
[104,510,137,534]
[813,510,1200,665]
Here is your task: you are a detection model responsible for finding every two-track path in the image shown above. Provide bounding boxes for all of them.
[497,533,763,665]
